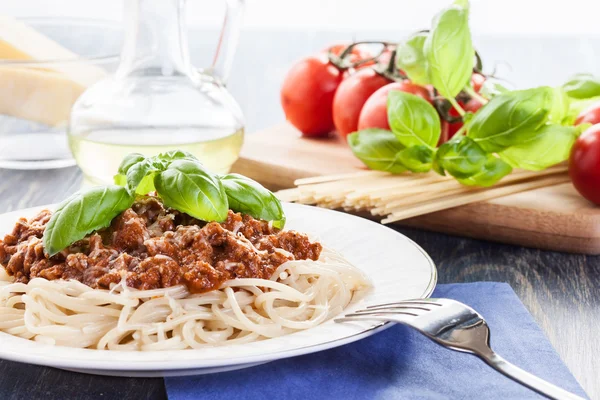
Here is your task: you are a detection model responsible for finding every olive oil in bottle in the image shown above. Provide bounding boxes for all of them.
[67,0,246,185]
[69,127,244,186]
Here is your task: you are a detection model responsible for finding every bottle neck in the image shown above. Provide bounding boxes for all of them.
[117,0,192,78]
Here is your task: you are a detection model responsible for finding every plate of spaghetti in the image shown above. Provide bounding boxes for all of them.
[0,151,436,377]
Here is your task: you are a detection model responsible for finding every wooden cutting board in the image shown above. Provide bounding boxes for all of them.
[231,123,600,254]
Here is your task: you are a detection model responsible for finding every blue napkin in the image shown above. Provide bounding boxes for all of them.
[165,282,588,399]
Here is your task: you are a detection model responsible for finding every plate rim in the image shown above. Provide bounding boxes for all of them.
[0,202,437,372]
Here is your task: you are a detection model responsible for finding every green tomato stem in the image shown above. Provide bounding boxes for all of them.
[447,97,466,117]
[453,124,468,138]
[464,86,489,105]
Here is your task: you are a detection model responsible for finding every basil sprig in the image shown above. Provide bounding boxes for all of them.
[348,0,586,187]
[43,186,134,256]
[349,84,578,187]
[44,151,286,255]
[114,150,198,195]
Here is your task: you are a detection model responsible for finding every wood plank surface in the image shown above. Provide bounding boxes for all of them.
[232,123,600,254]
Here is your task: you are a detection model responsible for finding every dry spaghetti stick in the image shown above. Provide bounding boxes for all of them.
[345,173,448,200]
[278,179,357,202]
[373,165,569,201]
[295,163,567,190]
[311,175,397,199]
[374,178,465,200]
[373,186,482,215]
[382,175,570,224]
[374,166,569,208]
[294,170,390,185]
[280,164,569,203]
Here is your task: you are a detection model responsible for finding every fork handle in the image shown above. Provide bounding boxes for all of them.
[480,352,585,400]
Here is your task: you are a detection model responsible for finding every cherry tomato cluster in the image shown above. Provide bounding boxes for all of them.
[570,102,600,204]
[280,42,484,145]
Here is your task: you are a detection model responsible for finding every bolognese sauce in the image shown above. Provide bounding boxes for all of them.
[0,197,322,293]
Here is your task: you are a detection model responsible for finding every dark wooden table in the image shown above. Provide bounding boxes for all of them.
[0,29,598,399]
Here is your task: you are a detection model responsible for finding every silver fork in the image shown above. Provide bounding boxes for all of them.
[335,298,585,400]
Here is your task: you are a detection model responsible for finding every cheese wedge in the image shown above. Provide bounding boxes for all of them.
[0,16,107,86]
[0,67,85,126]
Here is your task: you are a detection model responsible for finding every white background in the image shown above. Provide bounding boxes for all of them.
[2,0,600,35]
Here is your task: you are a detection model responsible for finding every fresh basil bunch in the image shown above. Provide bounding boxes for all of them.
[349,0,583,187]
[43,151,285,256]
[349,84,581,187]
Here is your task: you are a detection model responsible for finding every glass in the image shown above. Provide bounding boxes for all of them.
[0,18,120,170]
[68,0,245,185]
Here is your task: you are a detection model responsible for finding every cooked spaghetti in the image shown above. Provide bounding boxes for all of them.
[0,198,369,350]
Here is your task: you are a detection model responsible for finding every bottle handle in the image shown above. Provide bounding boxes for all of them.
[210,0,244,84]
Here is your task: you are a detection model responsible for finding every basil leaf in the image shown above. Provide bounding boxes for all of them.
[117,153,146,175]
[116,151,200,195]
[547,88,570,125]
[396,32,429,85]
[395,145,434,173]
[43,186,134,256]
[457,155,512,187]
[151,150,198,170]
[154,159,229,222]
[221,174,286,229]
[114,173,126,187]
[562,73,600,99]
[432,157,445,176]
[115,154,157,194]
[388,91,441,149]
[125,159,159,195]
[467,87,554,153]
[435,136,487,179]
[347,129,407,173]
[499,125,579,171]
[136,173,157,195]
[424,1,474,99]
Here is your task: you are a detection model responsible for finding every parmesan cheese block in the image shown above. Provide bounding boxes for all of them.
[0,16,108,125]
[0,16,107,86]
[0,68,84,126]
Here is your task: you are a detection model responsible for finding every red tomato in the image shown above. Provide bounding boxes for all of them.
[440,106,463,144]
[471,73,486,93]
[280,55,343,136]
[439,98,483,145]
[332,69,393,138]
[575,101,600,126]
[464,98,483,113]
[357,81,431,131]
[569,124,600,204]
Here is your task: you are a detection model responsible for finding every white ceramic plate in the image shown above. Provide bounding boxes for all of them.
[0,203,436,377]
